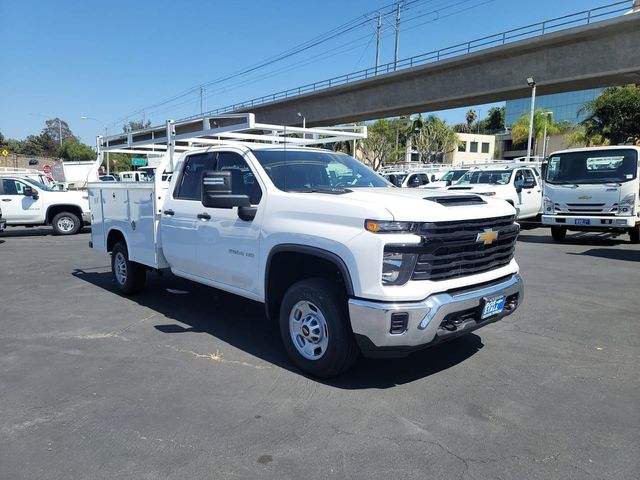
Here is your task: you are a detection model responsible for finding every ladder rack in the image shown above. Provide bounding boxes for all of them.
[97,113,366,155]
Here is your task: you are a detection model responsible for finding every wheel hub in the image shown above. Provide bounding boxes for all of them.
[289,301,329,360]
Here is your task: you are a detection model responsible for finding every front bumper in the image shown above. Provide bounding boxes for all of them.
[81,212,91,224]
[542,214,637,228]
[348,273,523,357]
[0,218,6,232]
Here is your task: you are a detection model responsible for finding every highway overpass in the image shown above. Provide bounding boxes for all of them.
[229,12,640,127]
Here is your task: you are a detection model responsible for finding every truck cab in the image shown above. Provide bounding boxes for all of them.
[0,176,90,235]
[542,146,640,242]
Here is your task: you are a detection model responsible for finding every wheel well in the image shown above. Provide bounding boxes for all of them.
[106,229,126,253]
[46,204,83,224]
[265,249,353,321]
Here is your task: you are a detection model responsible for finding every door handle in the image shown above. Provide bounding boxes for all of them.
[197,213,211,221]
[163,209,175,216]
[2,199,11,202]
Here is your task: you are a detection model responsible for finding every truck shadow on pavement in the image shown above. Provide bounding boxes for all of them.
[72,269,484,389]
[0,227,91,237]
[517,232,628,246]
[566,248,640,263]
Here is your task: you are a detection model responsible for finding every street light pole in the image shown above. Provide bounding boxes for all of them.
[526,77,537,161]
[58,119,63,146]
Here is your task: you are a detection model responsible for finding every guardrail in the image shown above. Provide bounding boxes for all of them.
[183,0,633,121]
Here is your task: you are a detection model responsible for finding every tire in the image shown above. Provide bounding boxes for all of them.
[111,241,146,295]
[279,278,359,378]
[551,226,566,242]
[52,211,81,235]
[629,225,640,244]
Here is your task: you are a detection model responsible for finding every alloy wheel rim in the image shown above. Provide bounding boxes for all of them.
[114,252,127,285]
[289,300,329,360]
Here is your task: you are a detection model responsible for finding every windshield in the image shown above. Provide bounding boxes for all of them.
[252,150,390,192]
[441,169,467,182]
[546,149,638,184]
[24,178,54,191]
[456,169,512,186]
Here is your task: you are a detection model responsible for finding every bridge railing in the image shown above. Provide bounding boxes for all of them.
[184,0,633,120]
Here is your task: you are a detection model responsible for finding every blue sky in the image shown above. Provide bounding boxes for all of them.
[0,0,620,144]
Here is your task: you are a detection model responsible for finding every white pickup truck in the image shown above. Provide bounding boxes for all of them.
[445,165,542,220]
[0,176,90,235]
[542,146,640,243]
[88,115,524,377]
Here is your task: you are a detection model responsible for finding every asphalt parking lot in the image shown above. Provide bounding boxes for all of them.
[1,225,638,479]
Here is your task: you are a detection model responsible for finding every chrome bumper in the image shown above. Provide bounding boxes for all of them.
[82,212,91,224]
[348,274,523,353]
[542,214,637,228]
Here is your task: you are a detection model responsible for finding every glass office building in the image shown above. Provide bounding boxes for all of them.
[504,88,603,127]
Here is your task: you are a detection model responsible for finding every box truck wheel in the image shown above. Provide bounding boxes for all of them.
[279,278,358,378]
[111,241,146,294]
[551,226,566,242]
[630,225,640,244]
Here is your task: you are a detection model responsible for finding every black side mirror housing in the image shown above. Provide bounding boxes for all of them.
[23,187,38,199]
[446,179,453,187]
[201,171,250,209]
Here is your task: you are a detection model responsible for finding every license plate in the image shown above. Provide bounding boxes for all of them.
[575,218,590,225]
[481,295,506,320]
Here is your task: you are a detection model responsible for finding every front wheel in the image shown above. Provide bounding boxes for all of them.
[551,226,566,242]
[111,241,147,295]
[52,211,81,235]
[279,278,359,378]
[629,225,640,244]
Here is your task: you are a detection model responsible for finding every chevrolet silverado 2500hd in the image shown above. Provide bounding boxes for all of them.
[88,114,524,377]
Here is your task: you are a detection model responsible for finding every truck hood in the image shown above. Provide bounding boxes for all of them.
[333,187,516,222]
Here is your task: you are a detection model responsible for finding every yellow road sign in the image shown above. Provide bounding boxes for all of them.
[1,149,9,157]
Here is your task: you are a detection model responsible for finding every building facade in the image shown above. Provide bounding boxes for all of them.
[444,133,496,165]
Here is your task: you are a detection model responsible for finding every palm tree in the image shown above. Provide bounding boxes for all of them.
[511,110,559,156]
[465,109,477,130]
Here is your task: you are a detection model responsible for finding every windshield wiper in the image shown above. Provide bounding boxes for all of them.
[289,187,352,195]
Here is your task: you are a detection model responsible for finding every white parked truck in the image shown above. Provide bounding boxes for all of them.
[0,176,90,234]
[542,146,640,243]
[88,114,524,377]
[445,165,542,220]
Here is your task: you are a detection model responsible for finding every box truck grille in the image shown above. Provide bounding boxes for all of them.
[412,215,519,281]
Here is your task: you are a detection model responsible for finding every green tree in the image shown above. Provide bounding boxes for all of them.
[60,140,96,161]
[580,85,640,145]
[410,115,458,163]
[482,107,505,132]
[360,119,394,171]
[465,109,477,130]
[43,118,76,147]
[511,109,559,155]
[106,153,132,172]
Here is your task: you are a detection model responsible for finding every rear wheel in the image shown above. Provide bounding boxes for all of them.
[52,211,81,235]
[111,241,146,294]
[279,278,358,378]
[551,226,566,242]
[629,225,640,244]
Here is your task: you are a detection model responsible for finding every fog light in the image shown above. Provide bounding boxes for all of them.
[390,312,409,334]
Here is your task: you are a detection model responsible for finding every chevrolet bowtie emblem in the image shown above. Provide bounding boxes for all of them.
[477,228,499,245]
[577,195,592,200]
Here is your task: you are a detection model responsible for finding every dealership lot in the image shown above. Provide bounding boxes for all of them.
[0,226,638,479]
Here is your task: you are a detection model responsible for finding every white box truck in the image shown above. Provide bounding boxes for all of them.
[542,146,639,243]
[87,114,524,377]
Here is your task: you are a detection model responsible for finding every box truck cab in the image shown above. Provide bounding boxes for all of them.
[542,146,640,243]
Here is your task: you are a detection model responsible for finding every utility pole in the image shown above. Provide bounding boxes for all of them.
[200,86,204,114]
[375,12,382,75]
[58,119,63,146]
[394,3,401,71]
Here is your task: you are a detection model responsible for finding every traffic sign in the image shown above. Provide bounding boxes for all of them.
[1,149,8,157]
[131,157,147,167]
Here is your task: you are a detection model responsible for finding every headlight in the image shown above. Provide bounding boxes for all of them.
[382,252,417,285]
[619,194,636,215]
[478,191,496,196]
[365,220,415,233]
[543,196,554,213]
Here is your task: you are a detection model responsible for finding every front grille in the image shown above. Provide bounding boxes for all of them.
[410,215,518,281]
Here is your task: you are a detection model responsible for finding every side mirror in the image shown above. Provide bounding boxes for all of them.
[409,177,420,188]
[446,179,453,187]
[23,187,38,199]
[201,171,250,209]
[431,174,436,182]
